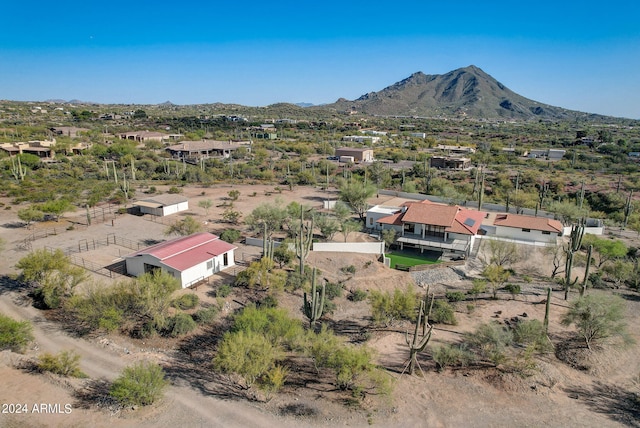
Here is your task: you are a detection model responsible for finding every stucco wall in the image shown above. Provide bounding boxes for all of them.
[494,225,560,243]
[312,242,384,254]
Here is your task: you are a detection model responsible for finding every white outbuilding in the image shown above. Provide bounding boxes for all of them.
[133,194,189,217]
[124,232,236,288]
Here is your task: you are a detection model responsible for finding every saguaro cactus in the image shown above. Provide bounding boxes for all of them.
[564,221,585,300]
[295,206,314,276]
[623,191,633,228]
[405,292,434,375]
[303,268,325,328]
[543,287,552,334]
[10,156,27,181]
[580,244,593,297]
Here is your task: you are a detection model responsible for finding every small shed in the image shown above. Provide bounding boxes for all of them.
[133,194,189,217]
[124,232,237,288]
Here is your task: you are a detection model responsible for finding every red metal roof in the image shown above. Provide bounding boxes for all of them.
[126,232,237,272]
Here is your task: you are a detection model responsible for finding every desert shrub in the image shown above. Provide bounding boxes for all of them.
[97,307,123,332]
[215,284,232,298]
[257,294,279,309]
[429,299,457,325]
[512,319,553,353]
[503,283,521,298]
[328,345,375,391]
[231,305,304,350]
[273,244,294,268]
[261,364,289,396]
[220,228,242,243]
[213,330,284,388]
[285,267,313,292]
[324,300,337,315]
[168,186,181,194]
[171,294,199,310]
[340,265,356,275]
[468,279,487,300]
[0,313,33,353]
[36,350,85,377]
[432,344,473,370]
[192,306,218,324]
[464,322,513,366]
[109,362,168,406]
[166,313,197,337]
[348,289,368,302]
[588,273,607,289]
[324,281,343,300]
[445,291,466,302]
[368,286,418,326]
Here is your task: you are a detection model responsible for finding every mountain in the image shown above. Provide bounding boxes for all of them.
[326,65,599,120]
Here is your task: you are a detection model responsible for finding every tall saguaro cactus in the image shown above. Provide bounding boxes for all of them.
[405,292,434,376]
[580,244,593,297]
[295,206,314,276]
[623,191,633,228]
[303,268,325,328]
[564,221,585,300]
[10,156,26,181]
[477,169,485,211]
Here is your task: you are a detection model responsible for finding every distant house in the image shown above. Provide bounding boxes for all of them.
[166,140,252,160]
[547,149,566,160]
[0,140,56,159]
[491,213,563,243]
[436,144,476,154]
[369,200,486,255]
[429,156,471,170]
[133,194,189,217]
[341,135,381,144]
[119,131,169,143]
[335,147,374,163]
[49,127,89,138]
[124,232,236,288]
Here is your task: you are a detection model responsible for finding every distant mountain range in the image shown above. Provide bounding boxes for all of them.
[39,66,621,121]
[324,65,607,121]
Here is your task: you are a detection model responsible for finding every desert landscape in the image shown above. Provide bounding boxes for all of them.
[1,183,639,427]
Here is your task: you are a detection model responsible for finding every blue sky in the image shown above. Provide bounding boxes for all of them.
[2,1,639,118]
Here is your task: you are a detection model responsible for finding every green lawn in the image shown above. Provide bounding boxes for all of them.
[386,251,440,269]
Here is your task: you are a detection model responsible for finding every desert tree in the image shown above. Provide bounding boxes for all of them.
[338,178,376,223]
[165,216,203,236]
[198,199,213,216]
[17,248,86,309]
[479,239,522,268]
[561,293,629,350]
[481,264,510,300]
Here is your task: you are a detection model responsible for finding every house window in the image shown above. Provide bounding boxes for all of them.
[223,253,229,266]
[369,217,373,226]
[522,228,531,232]
[207,260,213,270]
[542,231,551,235]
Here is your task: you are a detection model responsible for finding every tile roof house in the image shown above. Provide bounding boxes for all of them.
[492,213,563,243]
[166,140,252,160]
[124,232,237,288]
[369,200,486,255]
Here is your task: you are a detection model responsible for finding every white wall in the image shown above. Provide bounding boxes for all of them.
[312,242,384,254]
[161,201,189,216]
[494,225,560,243]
